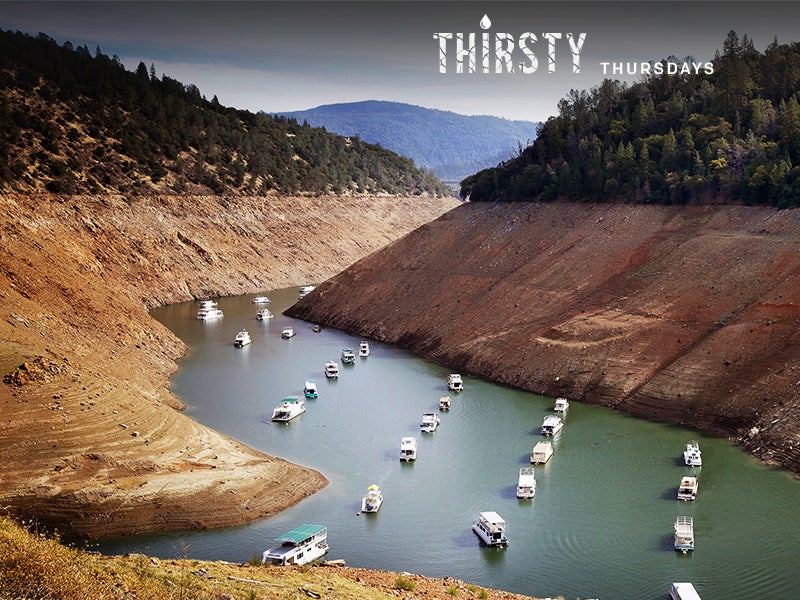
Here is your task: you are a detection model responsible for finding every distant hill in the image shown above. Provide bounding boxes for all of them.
[281,101,540,181]
[0,30,448,197]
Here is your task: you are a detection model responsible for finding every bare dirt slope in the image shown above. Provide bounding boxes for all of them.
[288,202,800,475]
[0,192,459,537]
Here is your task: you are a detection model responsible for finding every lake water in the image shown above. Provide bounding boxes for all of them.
[94,287,800,600]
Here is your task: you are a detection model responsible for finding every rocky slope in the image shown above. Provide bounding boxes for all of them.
[0,192,459,537]
[288,202,800,475]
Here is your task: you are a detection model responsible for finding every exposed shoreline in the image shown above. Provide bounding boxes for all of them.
[0,192,459,538]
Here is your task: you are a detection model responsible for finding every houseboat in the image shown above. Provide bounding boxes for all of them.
[256,308,273,320]
[439,396,451,411]
[196,307,224,320]
[399,436,417,461]
[360,484,383,513]
[420,412,440,433]
[669,582,702,600]
[677,475,699,501]
[271,397,305,422]
[198,300,217,310]
[540,415,564,436]
[447,373,463,392]
[233,330,251,348]
[359,341,370,357]
[303,380,318,399]
[516,467,536,499]
[281,327,295,339]
[553,397,569,412]
[472,511,508,547]
[251,296,271,304]
[684,441,702,467]
[530,440,554,464]
[298,285,316,298]
[325,361,340,378]
[261,524,328,566]
[341,347,356,364]
[674,516,694,553]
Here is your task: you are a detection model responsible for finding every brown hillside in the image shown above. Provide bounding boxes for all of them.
[0,192,459,537]
[288,202,800,475]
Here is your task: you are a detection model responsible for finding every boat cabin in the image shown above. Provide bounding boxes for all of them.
[472,511,508,546]
[530,440,554,464]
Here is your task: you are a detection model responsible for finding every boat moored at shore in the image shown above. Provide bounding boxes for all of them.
[341,347,356,364]
[251,296,271,304]
[262,524,328,566]
[554,397,569,412]
[359,341,370,357]
[472,511,508,546]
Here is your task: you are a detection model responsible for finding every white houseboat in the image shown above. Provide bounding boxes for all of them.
[251,296,271,304]
[325,361,340,378]
[281,327,295,339]
[261,524,328,566]
[420,412,440,433]
[303,380,318,399]
[516,467,536,499]
[360,484,383,513]
[359,340,370,357]
[554,397,569,412]
[256,308,273,320]
[677,475,699,501]
[472,511,508,547]
[399,436,417,461]
[670,582,702,600]
[447,373,463,392]
[684,441,702,467]
[540,415,564,436]
[530,440,554,464]
[271,397,306,422]
[196,307,224,320]
[341,347,356,364]
[674,516,694,553]
[233,330,251,348]
[298,285,316,298]
[198,300,217,310]
[439,396,451,411]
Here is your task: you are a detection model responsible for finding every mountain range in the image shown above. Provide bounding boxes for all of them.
[280,100,540,181]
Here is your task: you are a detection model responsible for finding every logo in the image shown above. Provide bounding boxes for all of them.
[433,14,586,75]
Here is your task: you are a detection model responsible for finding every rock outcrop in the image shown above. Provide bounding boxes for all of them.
[288,202,800,475]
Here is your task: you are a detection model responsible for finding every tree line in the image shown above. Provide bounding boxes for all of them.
[461,31,800,207]
[0,29,449,197]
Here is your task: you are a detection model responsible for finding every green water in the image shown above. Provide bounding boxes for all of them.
[94,287,800,600]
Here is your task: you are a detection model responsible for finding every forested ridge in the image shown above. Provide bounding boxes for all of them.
[0,29,449,196]
[462,31,800,206]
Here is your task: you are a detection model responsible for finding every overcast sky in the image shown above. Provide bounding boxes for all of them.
[1,1,799,122]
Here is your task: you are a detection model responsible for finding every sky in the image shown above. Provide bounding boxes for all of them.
[1,1,799,122]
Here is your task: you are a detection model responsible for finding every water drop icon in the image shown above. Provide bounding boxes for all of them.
[480,14,491,30]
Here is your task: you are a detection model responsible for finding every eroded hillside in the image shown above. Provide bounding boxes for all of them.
[288,202,800,475]
[0,192,459,537]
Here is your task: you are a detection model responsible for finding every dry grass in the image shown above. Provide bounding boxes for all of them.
[0,516,391,600]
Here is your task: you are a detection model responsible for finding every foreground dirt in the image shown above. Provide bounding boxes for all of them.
[288,202,800,475]
[0,192,459,538]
